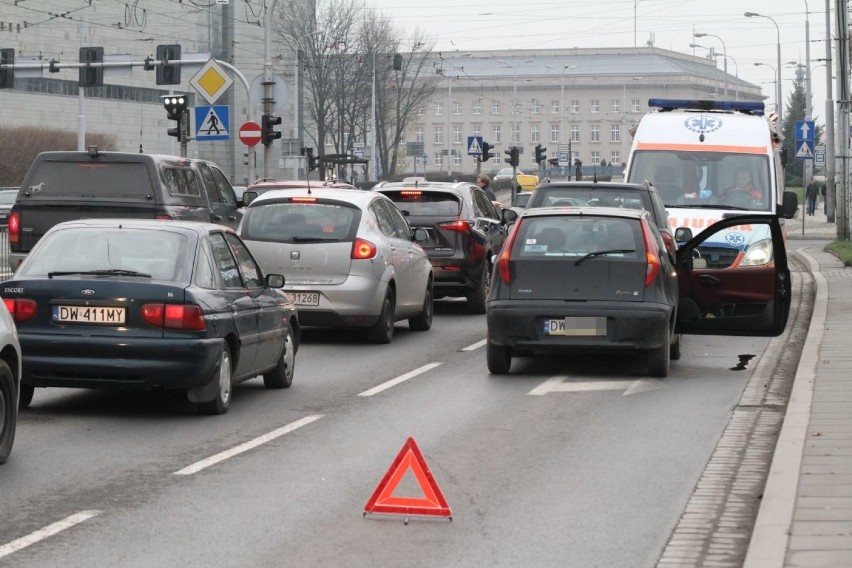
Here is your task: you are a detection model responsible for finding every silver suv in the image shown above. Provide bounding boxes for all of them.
[0,300,22,464]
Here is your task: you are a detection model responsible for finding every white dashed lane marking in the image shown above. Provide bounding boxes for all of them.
[357,362,443,397]
[0,510,102,560]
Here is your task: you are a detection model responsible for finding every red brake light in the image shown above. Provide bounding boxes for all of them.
[155,214,173,221]
[8,212,19,244]
[497,220,522,284]
[290,197,318,203]
[3,298,37,322]
[141,304,206,330]
[438,220,472,233]
[400,190,422,196]
[352,238,377,259]
[640,220,662,287]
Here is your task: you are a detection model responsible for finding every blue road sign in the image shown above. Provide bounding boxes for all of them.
[795,140,815,160]
[467,136,483,155]
[796,120,815,142]
[195,105,230,141]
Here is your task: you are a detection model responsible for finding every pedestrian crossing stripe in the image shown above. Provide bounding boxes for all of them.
[795,141,814,159]
[195,105,230,141]
[468,138,482,155]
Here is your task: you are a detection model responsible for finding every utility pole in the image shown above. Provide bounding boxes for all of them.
[835,0,849,237]
[825,0,836,224]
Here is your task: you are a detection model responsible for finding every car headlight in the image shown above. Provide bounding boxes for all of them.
[739,238,772,267]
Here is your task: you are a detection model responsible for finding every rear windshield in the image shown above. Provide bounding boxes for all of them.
[19,227,190,281]
[241,200,361,243]
[381,190,461,216]
[531,188,649,211]
[513,216,641,259]
[160,165,202,198]
[23,162,154,199]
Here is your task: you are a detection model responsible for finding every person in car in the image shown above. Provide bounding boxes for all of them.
[477,174,497,201]
[722,168,762,202]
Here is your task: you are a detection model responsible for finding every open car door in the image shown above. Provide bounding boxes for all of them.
[674,214,791,337]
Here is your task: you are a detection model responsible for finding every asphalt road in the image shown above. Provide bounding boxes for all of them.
[0,295,794,567]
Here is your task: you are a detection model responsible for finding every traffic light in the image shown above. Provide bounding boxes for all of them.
[261,114,282,146]
[161,94,188,139]
[302,147,319,172]
[534,144,547,165]
[481,141,494,162]
[79,46,104,87]
[156,44,181,85]
[393,53,403,71]
[504,146,519,168]
[0,48,14,89]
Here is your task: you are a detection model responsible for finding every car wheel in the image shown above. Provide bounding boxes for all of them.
[670,332,682,361]
[366,290,395,344]
[647,326,671,378]
[18,383,34,410]
[0,361,17,464]
[467,262,491,315]
[263,325,296,389]
[197,345,232,415]
[408,285,433,331]
[487,341,511,375]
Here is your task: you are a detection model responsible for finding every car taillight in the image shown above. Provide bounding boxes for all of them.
[660,231,676,255]
[8,212,19,244]
[3,298,37,322]
[155,215,173,220]
[352,238,377,260]
[640,220,662,287]
[438,220,472,233]
[497,220,522,284]
[141,303,206,330]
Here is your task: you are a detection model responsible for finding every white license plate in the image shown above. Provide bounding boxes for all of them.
[52,305,126,325]
[287,292,320,306]
[544,317,606,336]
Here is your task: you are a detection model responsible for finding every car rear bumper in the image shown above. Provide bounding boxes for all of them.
[285,275,387,328]
[19,334,222,389]
[486,300,672,352]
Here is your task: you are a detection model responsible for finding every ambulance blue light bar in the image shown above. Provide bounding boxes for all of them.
[648,99,764,115]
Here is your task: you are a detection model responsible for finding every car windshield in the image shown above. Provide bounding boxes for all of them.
[24,162,154,199]
[19,227,190,281]
[242,201,360,243]
[533,188,648,211]
[381,190,461,216]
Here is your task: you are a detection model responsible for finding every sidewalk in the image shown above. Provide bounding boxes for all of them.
[745,210,852,566]
[784,202,838,241]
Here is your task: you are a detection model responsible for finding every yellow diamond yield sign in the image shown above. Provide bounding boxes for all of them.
[189,59,233,105]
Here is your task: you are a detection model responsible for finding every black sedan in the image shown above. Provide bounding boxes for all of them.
[1,219,299,415]
[486,207,791,377]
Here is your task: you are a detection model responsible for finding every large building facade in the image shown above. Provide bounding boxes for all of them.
[0,2,761,184]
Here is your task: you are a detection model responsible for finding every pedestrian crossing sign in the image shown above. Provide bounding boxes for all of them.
[195,105,230,141]
[467,136,483,156]
[795,140,814,160]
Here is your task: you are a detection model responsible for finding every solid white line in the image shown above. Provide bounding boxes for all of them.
[0,510,101,560]
[173,414,324,476]
[461,339,487,352]
[357,362,443,397]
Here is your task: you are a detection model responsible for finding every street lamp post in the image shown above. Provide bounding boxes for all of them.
[745,11,782,128]
[694,32,728,97]
[689,43,720,97]
[754,62,779,117]
[622,76,641,166]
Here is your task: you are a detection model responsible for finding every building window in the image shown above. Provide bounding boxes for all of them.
[531,124,540,143]
[590,124,600,142]
[513,102,521,116]
[434,126,443,144]
[453,101,461,115]
[434,103,442,115]
[492,125,501,143]
[551,100,560,114]
[415,126,424,143]
[590,99,600,113]
[492,101,500,114]
[454,152,462,166]
[531,99,541,114]
[435,153,443,167]
[550,124,560,143]
[472,124,481,137]
[512,124,520,144]
[570,125,580,142]
[611,124,620,142]
[473,100,482,114]
[415,105,424,116]
[631,98,641,113]
[591,151,600,164]
[453,124,462,144]
[491,154,500,164]
[570,99,580,113]
[610,99,620,113]
[611,151,621,164]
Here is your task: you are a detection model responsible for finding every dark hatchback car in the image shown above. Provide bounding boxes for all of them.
[486,207,791,377]
[525,181,676,254]
[373,180,511,313]
[1,219,298,415]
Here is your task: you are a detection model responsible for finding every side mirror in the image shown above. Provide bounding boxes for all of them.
[243,190,258,206]
[781,190,799,219]
[411,227,429,243]
[501,208,518,224]
[266,273,285,288]
[674,227,693,242]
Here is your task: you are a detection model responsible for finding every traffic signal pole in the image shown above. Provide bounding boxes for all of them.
[262,1,281,180]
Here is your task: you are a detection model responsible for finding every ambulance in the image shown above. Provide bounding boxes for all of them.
[625,99,797,271]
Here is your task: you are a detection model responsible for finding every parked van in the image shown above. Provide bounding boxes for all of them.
[7,149,243,271]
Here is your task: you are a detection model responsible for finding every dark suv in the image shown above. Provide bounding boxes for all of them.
[8,149,242,271]
[373,180,510,313]
[525,181,676,254]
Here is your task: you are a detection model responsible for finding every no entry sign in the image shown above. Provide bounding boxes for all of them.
[239,121,262,147]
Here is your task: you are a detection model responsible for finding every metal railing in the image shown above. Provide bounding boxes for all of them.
[0,227,13,280]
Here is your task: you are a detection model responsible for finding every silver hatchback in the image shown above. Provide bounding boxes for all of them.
[238,188,434,344]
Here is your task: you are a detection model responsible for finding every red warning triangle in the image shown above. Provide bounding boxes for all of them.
[364,437,452,519]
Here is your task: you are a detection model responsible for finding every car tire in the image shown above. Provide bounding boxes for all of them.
[467,262,491,315]
[487,341,511,375]
[18,383,34,410]
[367,290,395,344]
[263,325,296,389]
[0,361,17,464]
[647,327,671,378]
[197,345,232,415]
[670,333,682,361]
[408,285,433,332]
